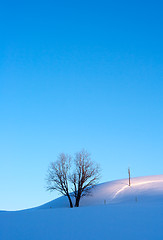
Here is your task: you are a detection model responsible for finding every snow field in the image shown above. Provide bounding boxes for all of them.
[0,204,163,240]
[0,175,163,240]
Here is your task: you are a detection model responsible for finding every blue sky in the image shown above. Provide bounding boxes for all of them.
[0,0,163,210]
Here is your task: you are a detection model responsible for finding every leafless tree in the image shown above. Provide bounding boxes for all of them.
[70,150,101,207]
[46,153,73,208]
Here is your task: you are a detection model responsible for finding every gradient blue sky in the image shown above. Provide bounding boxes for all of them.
[0,0,163,210]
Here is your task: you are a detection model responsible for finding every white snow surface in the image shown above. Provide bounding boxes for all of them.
[0,175,163,240]
[38,174,163,209]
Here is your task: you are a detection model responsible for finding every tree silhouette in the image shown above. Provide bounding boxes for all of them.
[46,153,73,208]
[70,150,100,207]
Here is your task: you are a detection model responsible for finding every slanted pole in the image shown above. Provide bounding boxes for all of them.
[128,167,131,186]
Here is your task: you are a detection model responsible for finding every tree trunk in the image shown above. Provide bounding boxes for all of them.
[75,196,80,207]
[67,194,73,208]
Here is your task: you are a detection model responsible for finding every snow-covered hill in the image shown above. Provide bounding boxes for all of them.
[38,174,163,209]
[0,204,163,240]
[0,175,163,240]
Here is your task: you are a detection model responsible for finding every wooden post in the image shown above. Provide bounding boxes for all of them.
[128,167,131,186]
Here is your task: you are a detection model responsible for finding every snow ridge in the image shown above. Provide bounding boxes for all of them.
[38,174,163,209]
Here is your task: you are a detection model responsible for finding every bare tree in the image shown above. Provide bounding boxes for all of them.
[46,153,73,208]
[70,150,100,207]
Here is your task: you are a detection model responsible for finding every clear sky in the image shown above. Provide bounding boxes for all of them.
[0,0,163,210]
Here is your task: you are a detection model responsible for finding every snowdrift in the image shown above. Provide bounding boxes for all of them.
[38,174,163,209]
[0,175,163,240]
[0,204,163,240]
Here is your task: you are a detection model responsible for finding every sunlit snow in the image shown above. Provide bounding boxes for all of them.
[0,175,163,240]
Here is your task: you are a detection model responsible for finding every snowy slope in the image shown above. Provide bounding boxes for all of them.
[38,174,163,209]
[0,204,163,240]
[0,175,163,240]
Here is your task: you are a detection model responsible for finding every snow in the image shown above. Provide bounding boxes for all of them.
[0,205,163,240]
[38,174,163,209]
[0,175,163,240]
